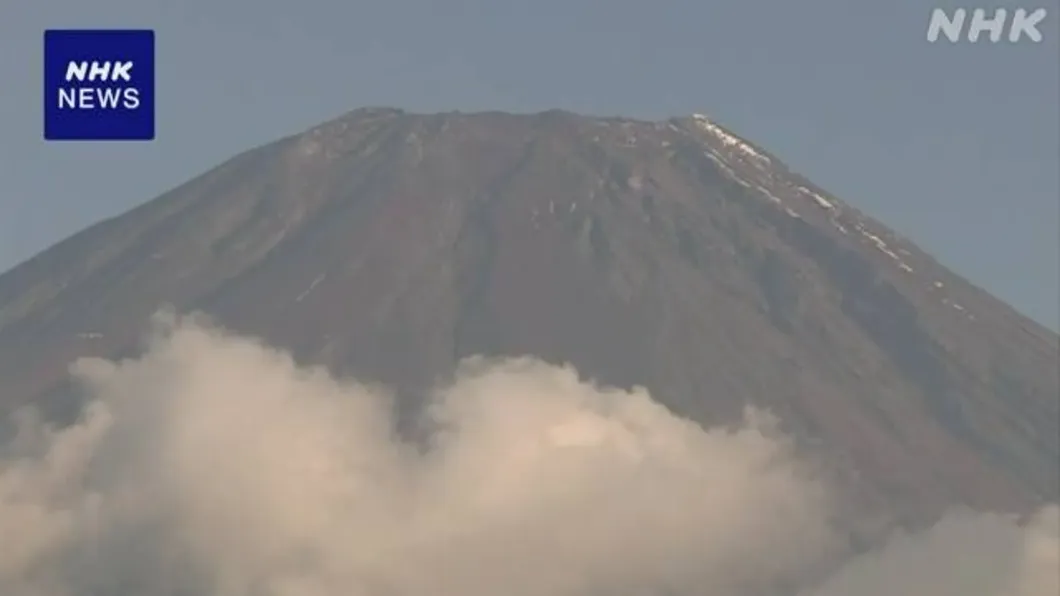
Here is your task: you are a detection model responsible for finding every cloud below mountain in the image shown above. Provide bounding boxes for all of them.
[0,313,1056,596]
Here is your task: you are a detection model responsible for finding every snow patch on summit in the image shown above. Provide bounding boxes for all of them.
[692,114,770,165]
[796,186,836,212]
[687,113,922,279]
[296,274,327,302]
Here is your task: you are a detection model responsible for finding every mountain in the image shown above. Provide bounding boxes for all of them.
[1,107,1056,534]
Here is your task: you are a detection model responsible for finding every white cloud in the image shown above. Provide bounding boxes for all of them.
[802,505,1059,596]
[0,312,1055,596]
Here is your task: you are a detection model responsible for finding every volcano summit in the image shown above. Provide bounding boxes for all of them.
[0,109,1056,578]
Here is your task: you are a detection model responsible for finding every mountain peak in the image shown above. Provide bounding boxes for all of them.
[0,106,1056,534]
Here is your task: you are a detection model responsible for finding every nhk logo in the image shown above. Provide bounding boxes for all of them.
[43,29,155,141]
[59,60,141,110]
[927,8,1049,43]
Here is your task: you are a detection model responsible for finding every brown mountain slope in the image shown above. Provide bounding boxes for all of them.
[0,108,1056,530]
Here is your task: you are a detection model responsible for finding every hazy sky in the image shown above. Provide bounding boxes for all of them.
[0,0,1057,329]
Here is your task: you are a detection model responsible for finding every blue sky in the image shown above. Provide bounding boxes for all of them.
[1,0,1057,329]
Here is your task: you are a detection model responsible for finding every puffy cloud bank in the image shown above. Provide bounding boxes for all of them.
[0,313,1056,596]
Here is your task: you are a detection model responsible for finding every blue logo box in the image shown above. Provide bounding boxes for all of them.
[43,29,155,141]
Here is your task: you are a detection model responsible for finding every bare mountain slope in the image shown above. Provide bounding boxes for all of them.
[0,108,1056,529]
